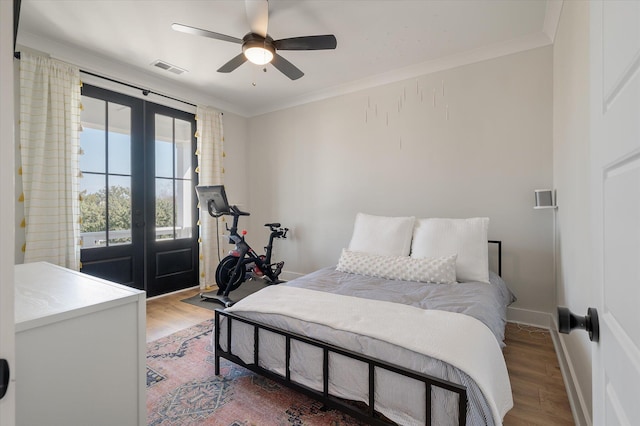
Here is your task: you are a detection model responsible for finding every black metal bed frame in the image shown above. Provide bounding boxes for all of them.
[214,309,467,426]
[213,240,503,426]
[488,240,502,276]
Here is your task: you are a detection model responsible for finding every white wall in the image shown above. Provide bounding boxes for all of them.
[553,1,593,424]
[220,112,249,208]
[246,46,555,317]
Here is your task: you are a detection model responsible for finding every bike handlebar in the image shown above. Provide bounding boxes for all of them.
[222,205,288,240]
[230,205,250,216]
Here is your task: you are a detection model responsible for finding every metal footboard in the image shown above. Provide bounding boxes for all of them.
[214,309,467,426]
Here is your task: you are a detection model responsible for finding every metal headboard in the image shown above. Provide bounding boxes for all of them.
[488,240,502,276]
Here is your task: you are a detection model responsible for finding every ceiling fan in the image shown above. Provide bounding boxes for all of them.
[172,0,337,80]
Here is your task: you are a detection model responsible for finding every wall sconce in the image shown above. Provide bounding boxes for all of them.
[534,189,557,209]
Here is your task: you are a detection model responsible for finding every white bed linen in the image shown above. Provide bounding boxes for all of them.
[221,285,513,425]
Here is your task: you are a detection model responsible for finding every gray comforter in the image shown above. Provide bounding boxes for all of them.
[284,267,515,347]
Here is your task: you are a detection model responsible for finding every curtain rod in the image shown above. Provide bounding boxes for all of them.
[13,51,200,109]
[80,69,198,108]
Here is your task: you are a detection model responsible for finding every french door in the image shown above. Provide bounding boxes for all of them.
[79,85,198,297]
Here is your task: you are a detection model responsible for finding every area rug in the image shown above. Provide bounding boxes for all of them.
[146,319,365,425]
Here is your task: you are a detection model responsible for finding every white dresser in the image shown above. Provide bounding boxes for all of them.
[15,262,146,426]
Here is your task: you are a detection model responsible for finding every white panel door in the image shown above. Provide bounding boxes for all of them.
[590,1,640,425]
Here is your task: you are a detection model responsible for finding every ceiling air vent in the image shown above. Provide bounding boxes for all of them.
[151,60,187,75]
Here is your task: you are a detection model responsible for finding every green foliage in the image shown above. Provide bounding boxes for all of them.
[155,197,173,228]
[107,185,132,231]
[81,185,174,233]
[81,189,107,233]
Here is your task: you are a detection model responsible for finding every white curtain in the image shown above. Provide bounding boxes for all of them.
[196,106,225,291]
[19,52,81,270]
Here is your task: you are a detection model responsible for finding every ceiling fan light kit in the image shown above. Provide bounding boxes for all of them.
[172,0,336,80]
[242,34,275,65]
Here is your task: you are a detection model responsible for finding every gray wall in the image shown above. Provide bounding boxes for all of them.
[246,46,555,318]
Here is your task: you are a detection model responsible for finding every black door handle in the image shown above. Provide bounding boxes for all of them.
[557,306,599,342]
[0,358,9,400]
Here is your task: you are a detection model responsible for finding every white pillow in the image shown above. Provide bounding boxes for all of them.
[337,249,457,284]
[410,217,490,283]
[347,213,415,257]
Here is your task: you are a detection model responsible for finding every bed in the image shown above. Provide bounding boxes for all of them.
[213,214,515,425]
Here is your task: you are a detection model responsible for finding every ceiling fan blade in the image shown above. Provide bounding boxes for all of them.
[217,53,248,73]
[271,54,304,80]
[245,0,269,37]
[172,23,243,44]
[274,35,337,51]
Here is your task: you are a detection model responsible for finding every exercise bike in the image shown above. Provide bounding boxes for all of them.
[196,185,288,307]
[214,205,288,306]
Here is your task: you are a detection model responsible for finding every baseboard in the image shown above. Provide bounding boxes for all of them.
[549,325,592,426]
[506,306,553,328]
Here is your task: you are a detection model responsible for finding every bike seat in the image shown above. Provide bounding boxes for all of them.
[265,222,281,228]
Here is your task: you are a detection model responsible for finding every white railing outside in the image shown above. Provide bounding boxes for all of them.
[81,226,192,248]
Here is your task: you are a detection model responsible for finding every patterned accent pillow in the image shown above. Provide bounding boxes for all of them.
[336,249,457,284]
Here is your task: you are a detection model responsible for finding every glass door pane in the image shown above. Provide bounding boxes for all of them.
[175,119,193,239]
[107,176,132,246]
[80,96,133,248]
[154,114,193,241]
[155,177,174,240]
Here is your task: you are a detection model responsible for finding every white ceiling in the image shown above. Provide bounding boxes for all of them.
[16,0,560,117]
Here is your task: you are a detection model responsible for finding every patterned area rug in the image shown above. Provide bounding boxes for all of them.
[146,319,365,425]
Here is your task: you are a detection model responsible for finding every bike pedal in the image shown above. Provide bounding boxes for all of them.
[274,261,284,277]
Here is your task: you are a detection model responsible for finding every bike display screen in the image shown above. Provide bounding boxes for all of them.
[196,185,231,215]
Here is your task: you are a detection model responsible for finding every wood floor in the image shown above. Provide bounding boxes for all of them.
[502,323,574,425]
[146,287,213,342]
[146,288,575,425]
